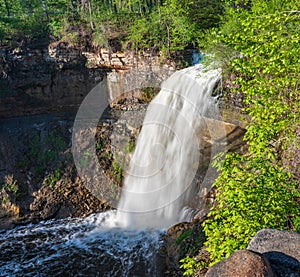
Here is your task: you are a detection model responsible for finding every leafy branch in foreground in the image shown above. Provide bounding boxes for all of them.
[202,1,300,266]
[204,153,300,264]
[181,1,300,272]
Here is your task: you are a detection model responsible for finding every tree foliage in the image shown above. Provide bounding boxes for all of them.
[200,0,300,266]
[128,0,224,54]
[0,0,70,44]
[0,0,225,55]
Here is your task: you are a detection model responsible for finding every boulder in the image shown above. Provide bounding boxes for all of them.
[247,228,300,276]
[205,249,274,277]
[29,175,110,221]
[162,220,206,276]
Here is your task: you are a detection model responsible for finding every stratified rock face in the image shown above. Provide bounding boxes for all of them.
[0,112,110,228]
[0,94,149,228]
[205,249,274,277]
[0,43,175,119]
[0,45,108,118]
[247,229,300,277]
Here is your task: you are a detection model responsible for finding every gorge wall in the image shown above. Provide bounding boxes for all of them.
[0,43,177,228]
[0,43,245,231]
[0,42,176,118]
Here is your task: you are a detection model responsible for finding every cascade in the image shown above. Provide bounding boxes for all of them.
[116,64,222,228]
[0,65,224,276]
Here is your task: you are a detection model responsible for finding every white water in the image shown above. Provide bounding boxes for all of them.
[116,64,221,228]
[0,211,164,276]
[0,65,222,276]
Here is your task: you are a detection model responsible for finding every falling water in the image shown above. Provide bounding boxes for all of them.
[0,65,222,276]
[116,64,221,228]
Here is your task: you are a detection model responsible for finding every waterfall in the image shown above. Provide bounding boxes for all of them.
[116,65,222,228]
[0,65,224,276]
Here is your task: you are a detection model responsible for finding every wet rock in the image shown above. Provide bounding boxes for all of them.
[0,175,21,228]
[205,249,274,277]
[95,97,147,187]
[164,221,193,275]
[162,220,206,276]
[247,229,300,276]
[29,176,109,221]
[0,217,15,229]
[193,207,210,222]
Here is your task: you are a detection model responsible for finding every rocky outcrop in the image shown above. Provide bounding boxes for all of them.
[0,93,149,228]
[29,173,109,222]
[0,112,111,228]
[162,220,206,276]
[81,47,172,69]
[0,45,109,118]
[96,96,148,185]
[0,43,175,119]
[204,229,300,277]
[107,65,174,102]
[247,229,300,277]
[206,250,274,277]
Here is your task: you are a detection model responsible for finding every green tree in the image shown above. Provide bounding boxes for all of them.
[0,0,71,44]
[200,0,300,266]
[128,0,224,56]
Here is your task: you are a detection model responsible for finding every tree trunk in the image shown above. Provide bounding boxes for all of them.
[70,0,77,9]
[4,0,10,17]
[88,0,94,30]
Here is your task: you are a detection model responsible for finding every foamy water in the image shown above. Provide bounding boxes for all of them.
[117,64,221,228]
[0,211,164,276]
[0,65,223,276]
